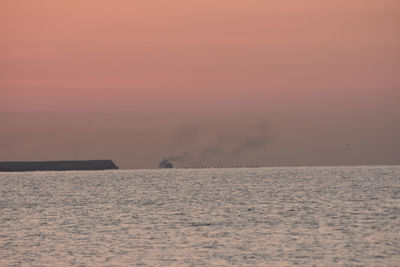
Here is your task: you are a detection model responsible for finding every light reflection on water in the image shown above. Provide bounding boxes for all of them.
[1,166,399,266]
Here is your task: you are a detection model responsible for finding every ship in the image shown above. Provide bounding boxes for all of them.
[159,159,173,168]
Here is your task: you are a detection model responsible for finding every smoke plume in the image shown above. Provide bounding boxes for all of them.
[164,119,272,166]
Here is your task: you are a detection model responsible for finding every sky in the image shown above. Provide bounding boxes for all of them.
[1,0,399,168]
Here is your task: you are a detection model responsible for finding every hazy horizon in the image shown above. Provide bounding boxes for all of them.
[1,108,399,169]
[1,1,399,168]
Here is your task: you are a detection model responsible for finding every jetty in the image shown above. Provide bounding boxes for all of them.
[0,160,119,172]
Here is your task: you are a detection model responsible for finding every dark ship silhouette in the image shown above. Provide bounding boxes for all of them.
[159,159,173,168]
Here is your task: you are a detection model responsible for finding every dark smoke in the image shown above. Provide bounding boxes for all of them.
[231,120,271,156]
[165,119,272,166]
[163,152,192,163]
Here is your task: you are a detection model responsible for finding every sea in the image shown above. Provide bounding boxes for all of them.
[1,166,399,266]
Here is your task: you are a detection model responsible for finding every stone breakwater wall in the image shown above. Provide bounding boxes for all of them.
[0,160,119,172]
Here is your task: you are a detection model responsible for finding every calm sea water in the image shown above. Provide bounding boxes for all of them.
[1,166,399,266]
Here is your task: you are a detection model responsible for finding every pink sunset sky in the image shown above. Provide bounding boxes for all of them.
[1,0,399,168]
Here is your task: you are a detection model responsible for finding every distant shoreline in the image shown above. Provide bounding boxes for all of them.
[0,160,119,172]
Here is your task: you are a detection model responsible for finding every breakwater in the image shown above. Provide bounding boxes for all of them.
[0,160,119,172]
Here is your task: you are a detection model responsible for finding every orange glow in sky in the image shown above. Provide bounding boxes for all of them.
[2,0,399,111]
[1,1,399,167]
